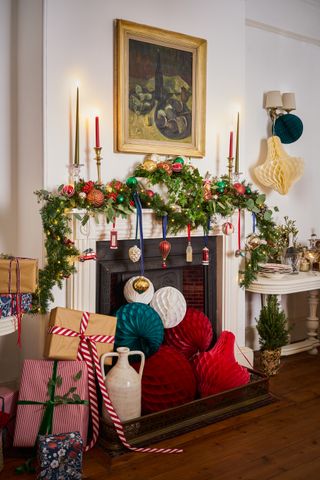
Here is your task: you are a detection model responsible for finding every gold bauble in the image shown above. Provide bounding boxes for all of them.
[142,159,157,172]
[106,185,113,193]
[133,276,150,293]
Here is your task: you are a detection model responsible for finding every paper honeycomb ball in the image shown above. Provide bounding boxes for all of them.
[164,308,213,359]
[150,287,187,328]
[86,188,105,207]
[123,276,154,304]
[115,303,164,358]
[137,345,197,413]
[254,136,304,195]
[191,331,250,397]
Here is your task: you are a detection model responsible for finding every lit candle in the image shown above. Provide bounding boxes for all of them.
[235,112,239,174]
[228,131,233,158]
[95,116,100,148]
[74,87,79,166]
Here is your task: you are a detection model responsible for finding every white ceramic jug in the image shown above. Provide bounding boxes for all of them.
[100,347,145,422]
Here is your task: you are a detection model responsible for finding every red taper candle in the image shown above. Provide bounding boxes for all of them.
[95,116,100,148]
[228,131,233,158]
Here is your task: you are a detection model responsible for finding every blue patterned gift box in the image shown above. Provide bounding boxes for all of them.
[0,293,32,318]
[37,431,83,480]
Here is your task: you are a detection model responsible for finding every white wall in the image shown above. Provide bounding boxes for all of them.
[245,0,320,349]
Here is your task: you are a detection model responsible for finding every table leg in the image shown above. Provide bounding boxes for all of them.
[307,289,319,355]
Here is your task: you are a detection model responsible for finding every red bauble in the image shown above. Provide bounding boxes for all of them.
[233,182,246,195]
[146,189,155,198]
[138,345,197,413]
[165,308,213,359]
[81,181,95,193]
[113,181,123,191]
[191,331,250,397]
[159,239,171,268]
[61,184,75,197]
[107,193,117,202]
[172,162,183,173]
[86,188,105,207]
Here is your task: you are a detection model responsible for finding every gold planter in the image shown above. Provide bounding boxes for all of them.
[260,348,281,376]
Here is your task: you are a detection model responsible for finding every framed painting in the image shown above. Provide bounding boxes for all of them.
[115,19,207,157]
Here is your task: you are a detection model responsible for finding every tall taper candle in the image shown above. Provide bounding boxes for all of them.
[228,131,233,158]
[235,112,239,174]
[74,87,79,166]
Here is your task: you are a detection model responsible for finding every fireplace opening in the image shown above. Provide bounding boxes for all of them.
[96,236,217,334]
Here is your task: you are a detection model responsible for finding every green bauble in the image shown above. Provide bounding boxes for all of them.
[117,194,125,203]
[217,187,225,194]
[174,156,185,164]
[216,180,226,188]
[126,176,138,188]
[246,186,252,194]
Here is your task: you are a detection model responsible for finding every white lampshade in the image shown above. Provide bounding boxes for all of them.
[282,92,296,111]
[265,91,283,109]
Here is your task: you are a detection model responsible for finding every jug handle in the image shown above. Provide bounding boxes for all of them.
[128,351,145,378]
[100,352,119,380]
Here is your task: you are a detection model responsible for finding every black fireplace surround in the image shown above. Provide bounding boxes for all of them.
[96,236,217,333]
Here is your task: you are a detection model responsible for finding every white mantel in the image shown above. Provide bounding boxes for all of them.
[66,210,253,366]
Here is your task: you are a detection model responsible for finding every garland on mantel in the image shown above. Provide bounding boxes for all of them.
[34,157,281,314]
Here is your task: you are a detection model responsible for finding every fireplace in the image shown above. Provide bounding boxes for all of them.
[96,236,217,336]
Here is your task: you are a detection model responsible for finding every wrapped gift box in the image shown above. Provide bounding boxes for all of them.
[37,431,83,480]
[13,360,89,448]
[46,307,116,364]
[0,386,18,447]
[0,258,38,293]
[0,293,32,318]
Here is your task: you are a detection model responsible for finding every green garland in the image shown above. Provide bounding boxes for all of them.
[33,158,282,313]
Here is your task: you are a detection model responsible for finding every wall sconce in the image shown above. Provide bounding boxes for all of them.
[264,90,303,144]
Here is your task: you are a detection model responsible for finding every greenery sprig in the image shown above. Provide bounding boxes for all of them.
[33,158,284,313]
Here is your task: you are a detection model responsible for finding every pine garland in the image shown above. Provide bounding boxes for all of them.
[33,159,282,313]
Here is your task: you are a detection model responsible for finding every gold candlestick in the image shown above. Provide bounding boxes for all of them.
[94,146,103,184]
[227,156,234,179]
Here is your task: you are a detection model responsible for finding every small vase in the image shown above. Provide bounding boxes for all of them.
[260,348,281,376]
[100,347,145,422]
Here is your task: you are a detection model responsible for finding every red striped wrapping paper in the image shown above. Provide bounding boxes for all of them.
[13,360,89,448]
[0,386,18,447]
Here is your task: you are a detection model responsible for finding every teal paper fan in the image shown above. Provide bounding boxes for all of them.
[115,303,164,358]
[274,113,303,144]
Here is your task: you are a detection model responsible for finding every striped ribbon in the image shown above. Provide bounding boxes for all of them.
[48,313,182,454]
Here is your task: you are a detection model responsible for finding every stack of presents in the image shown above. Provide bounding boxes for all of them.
[0,256,251,477]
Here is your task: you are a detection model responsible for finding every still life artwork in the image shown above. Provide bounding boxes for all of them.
[115,20,207,157]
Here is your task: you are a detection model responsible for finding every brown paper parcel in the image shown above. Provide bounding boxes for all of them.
[46,307,116,364]
[0,258,38,293]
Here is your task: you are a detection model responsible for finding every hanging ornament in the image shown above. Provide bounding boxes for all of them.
[133,191,146,280]
[202,217,210,266]
[61,184,75,197]
[160,215,171,269]
[233,182,246,195]
[203,179,212,201]
[87,188,105,207]
[150,287,187,329]
[142,159,157,172]
[128,245,141,263]
[186,224,193,263]
[145,189,155,198]
[222,221,234,235]
[126,176,138,188]
[172,162,183,173]
[246,233,267,251]
[159,240,171,269]
[79,248,96,262]
[124,276,154,304]
[110,218,118,250]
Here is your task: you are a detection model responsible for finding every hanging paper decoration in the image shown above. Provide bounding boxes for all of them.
[159,215,171,269]
[150,286,187,328]
[274,113,303,144]
[124,276,154,304]
[254,136,304,195]
[110,218,118,250]
[222,221,234,236]
[186,224,193,263]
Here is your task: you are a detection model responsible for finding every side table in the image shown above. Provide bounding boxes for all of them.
[246,272,320,355]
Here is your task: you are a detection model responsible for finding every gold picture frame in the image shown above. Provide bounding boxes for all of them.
[115,19,207,157]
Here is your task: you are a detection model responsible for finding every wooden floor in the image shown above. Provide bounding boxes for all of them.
[3,351,320,479]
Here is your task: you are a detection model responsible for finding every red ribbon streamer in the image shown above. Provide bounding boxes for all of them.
[48,313,182,454]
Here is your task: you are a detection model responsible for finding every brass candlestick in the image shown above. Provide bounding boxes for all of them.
[94,146,103,184]
[227,156,234,179]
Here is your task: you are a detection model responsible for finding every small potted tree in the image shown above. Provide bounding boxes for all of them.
[256,295,290,376]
